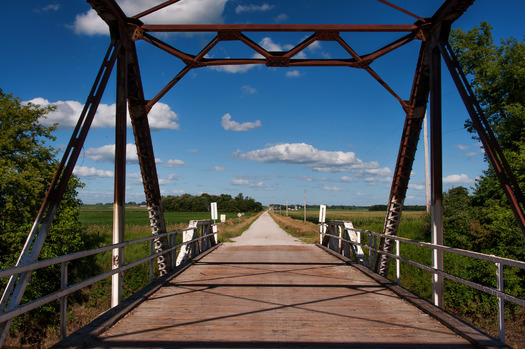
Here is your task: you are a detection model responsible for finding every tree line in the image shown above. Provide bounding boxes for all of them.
[161,193,262,213]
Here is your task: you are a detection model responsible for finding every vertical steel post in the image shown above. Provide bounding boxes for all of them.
[111,49,127,308]
[496,262,505,343]
[60,261,68,340]
[430,39,444,308]
[396,240,400,285]
[424,111,431,213]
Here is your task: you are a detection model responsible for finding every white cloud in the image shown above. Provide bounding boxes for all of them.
[296,176,317,182]
[285,70,303,78]
[274,13,288,23]
[235,3,273,14]
[234,142,392,183]
[212,166,226,171]
[38,4,60,12]
[73,0,228,36]
[340,176,356,183]
[74,166,114,178]
[323,186,344,191]
[443,174,474,184]
[221,113,261,131]
[166,159,186,168]
[241,85,257,95]
[209,64,256,74]
[29,98,179,130]
[409,183,425,190]
[73,9,107,35]
[231,177,265,188]
[455,144,469,151]
[166,174,180,180]
[85,143,139,163]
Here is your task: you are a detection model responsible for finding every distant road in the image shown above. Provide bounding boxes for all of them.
[230,211,303,246]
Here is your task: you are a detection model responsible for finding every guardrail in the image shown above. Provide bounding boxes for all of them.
[319,220,525,344]
[0,219,218,342]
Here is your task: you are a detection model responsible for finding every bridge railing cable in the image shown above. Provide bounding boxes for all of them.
[0,220,218,342]
[319,220,525,344]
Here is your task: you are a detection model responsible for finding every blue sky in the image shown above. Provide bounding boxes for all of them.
[2,0,524,207]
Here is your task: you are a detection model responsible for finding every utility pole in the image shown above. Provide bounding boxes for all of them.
[304,190,306,222]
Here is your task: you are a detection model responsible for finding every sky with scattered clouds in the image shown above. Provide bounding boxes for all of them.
[2,0,524,207]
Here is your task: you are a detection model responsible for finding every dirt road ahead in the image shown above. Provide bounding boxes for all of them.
[230,211,303,246]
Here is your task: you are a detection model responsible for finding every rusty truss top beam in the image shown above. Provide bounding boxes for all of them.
[141,24,419,33]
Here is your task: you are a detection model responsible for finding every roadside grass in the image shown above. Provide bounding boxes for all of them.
[268,211,319,244]
[218,211,263,242]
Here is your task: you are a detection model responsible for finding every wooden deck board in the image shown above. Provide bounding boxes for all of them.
[86,244,475,348]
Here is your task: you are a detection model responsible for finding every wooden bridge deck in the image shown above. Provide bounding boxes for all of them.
[65,244,481,348]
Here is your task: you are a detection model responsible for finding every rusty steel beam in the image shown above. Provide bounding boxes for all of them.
[125,43,173,275]
[132,0,182,20]
[375,38,431,275]
[377,0,426,22]
[142,24,418,33]
[89,0,173,274]
[375,0,478,277]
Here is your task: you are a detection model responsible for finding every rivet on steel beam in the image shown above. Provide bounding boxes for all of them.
[130,26,144,41]
[415,23,431,41]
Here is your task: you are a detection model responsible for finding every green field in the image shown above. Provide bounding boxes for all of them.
[284,209,432,299]
[80,205,240,226]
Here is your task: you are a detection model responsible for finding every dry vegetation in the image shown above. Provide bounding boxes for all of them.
[268,210,319,243]
[218,212,263,242]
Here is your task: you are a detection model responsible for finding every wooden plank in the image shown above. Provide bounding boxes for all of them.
[81,244,480,348]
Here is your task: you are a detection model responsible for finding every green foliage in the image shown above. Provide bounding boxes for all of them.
[447,24,525,321]
[0,89,88,345]
[162,192,263,213]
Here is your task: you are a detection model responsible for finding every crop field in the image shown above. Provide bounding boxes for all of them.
[281,209,432,299]
[80,205,240,227]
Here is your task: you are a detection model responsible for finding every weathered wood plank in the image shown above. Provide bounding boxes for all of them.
[82,244,480,348]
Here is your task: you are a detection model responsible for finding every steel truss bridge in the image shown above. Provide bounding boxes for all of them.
[1,0,524,347]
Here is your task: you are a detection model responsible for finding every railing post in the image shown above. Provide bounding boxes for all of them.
[149,240,154,283]
[396,240,400,284]
[496,262,505,343]
[368,233,373,267]
[60,261,69,340]
[111,44,127,308]
[430,35,444,308]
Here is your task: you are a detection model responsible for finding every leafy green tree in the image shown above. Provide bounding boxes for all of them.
[444,24,525,332]
[0,89,86,345]
[450,22,525,261]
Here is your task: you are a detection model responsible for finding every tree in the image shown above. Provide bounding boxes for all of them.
[450,22,525,260]
[445,24,525,329]
[0,89,86,345]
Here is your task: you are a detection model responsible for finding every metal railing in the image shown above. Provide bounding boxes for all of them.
[0,220,218,342]
[319,220,525,344]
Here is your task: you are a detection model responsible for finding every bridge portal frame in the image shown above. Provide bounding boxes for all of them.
[2,0,525,344]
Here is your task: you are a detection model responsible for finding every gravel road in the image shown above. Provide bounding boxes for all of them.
[230,211,303,246]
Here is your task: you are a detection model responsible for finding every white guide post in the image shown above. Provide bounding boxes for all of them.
[319,205,326,243]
